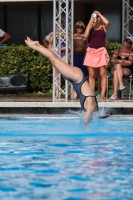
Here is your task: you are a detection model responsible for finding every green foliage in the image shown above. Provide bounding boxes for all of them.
[0,45,52,92]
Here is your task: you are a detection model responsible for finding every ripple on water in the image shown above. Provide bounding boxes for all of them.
[0,116,133,199]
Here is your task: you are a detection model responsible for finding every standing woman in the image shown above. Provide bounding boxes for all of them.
[84,8,110,102]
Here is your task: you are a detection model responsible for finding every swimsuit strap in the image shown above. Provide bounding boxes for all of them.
[84,95,99,111]
[129,50,132,56]
[118,48,132,57]
[80,79,99,111]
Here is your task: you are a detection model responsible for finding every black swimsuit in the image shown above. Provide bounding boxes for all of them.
[117,49,133,74]
[70,76,98,111]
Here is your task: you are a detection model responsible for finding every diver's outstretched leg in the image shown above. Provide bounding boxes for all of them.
[25,37,82,83]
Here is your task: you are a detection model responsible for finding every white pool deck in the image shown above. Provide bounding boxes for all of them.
[0,96,133,116]
[0,97,133,108]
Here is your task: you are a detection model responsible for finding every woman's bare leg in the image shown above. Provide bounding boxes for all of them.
[97,75,101,94]
[25,37,82,82]
[114,64,124,87]
[88,67,96,91]
[112,70,119,96]
[95,68,101,94]
[98,66,107,101]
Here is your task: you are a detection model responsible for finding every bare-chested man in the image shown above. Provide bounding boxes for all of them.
[73,21,88,99]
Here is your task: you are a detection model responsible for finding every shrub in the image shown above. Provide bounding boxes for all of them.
[0,45,52,92]
[0,42,123,93]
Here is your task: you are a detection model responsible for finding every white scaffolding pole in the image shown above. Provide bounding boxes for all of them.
[52,0,74,101]
[122,0,133,41]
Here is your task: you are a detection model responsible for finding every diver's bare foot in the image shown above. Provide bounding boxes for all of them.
[97,97,106,102]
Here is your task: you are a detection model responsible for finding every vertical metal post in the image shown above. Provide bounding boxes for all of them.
[122,0,133,41]
[52,0,56,100]
[70,0,74,99]
[65,0,69,101]
[52,0,74,101]
[122,0,125,41]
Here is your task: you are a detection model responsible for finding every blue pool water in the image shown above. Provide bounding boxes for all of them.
[0,115,133,200]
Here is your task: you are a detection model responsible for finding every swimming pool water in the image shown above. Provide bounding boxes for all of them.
[0,115,133,200]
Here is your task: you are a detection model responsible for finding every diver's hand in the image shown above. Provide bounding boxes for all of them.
[25,37,41,50]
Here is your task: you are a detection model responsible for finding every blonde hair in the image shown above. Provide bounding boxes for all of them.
[75,21,85,32]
